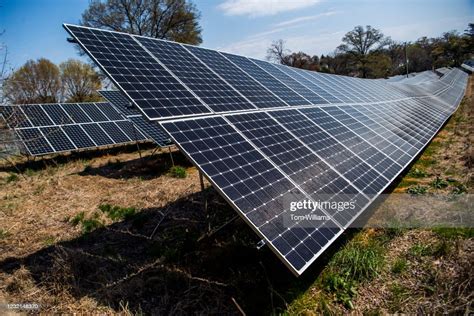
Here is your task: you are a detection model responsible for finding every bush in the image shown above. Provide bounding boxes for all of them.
[169,166,187,178]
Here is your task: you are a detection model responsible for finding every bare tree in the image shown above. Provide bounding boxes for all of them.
[3,58,62,104]
[266,39,290,64]
[60,59,102,102]
[81,0,202,44]
[337,25,391,77]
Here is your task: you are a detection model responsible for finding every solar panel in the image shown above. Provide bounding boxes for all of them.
[185,46,285,108]
[250,58,329,104]
[2,102,149,156]
[99,90,172,146]
[221,53,309,106]
[64,23,468,275]
[136,37,254,113]
[63,25,209,119]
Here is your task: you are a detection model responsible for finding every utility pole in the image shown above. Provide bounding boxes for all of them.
[405,42,409,78]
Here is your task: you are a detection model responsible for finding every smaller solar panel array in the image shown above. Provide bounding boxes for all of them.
[1,102,148,156]
[99,90,172,146]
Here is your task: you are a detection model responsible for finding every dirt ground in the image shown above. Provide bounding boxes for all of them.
[0,76,472,314]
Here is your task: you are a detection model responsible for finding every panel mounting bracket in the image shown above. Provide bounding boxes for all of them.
[256,239,266,250]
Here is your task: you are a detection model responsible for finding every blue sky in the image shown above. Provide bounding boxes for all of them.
[0,0,472,70]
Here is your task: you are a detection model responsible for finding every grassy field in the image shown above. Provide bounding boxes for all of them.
[0,77,472,314]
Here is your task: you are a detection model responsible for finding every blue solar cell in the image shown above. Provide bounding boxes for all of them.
[16,128,54,155]
[40,127,76,152]
[222,53,309,106]
[185,46,285,108]
[64,24,209,119]
[137,37,254,113]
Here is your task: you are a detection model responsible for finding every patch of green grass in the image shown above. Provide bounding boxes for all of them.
[169,166,187,178]
[33,184,45,195]
[391,258,408,274]
[383,219,407,239]
[286,291,331,315]
[43,236,55,246]
[408,243,432,257]
[321,272,357,309]
[99,203,136,221]
[430,177,449,189]
[432,227,474,239]
[450,183,467,195]
[81,217,103,234]
[70,211,85,226]
[431,240,451,257]
[406,185,428,195]
[0,229,11,239]
[329,239,385,282]
[5,173,19,183]
[408,168,427,178]
[70,211,103,234]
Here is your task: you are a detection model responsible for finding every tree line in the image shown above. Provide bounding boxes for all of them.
[267,24,474,78]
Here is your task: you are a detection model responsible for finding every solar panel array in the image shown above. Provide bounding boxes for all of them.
[98,90,172,146]
[64,24,468,275]
[1,102,148,156]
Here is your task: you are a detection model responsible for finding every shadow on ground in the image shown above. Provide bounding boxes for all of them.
[0,142,158,173]
[0,186,361,315]
[77,149,193,180]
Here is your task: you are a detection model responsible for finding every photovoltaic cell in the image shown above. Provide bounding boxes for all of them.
[99,90,172,146]
[64,24,208,119]
[22,105,54,126]
[137,37,253,113]
[78,103,108,122]
[222,53,309,106]
[82,123,114,146]
[99,90,138,116]
[41,104,73,125]
[15,128,53,155]
[185,45,285,108]
[250,59,328,104]
[40,127,76,152]
[62,125,96,148]
[62,103,92,123]
[5,102,149,156]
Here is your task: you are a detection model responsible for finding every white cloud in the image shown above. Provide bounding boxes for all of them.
[217,0,321,17]
[219,30,344,60]
[274,11,340,27]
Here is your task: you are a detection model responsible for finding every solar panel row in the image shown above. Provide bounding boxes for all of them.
[98,90,172,146]
[63,23,468,275]
[65,24,457,121]
[160,81,466,273]
[1,102,148,156]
